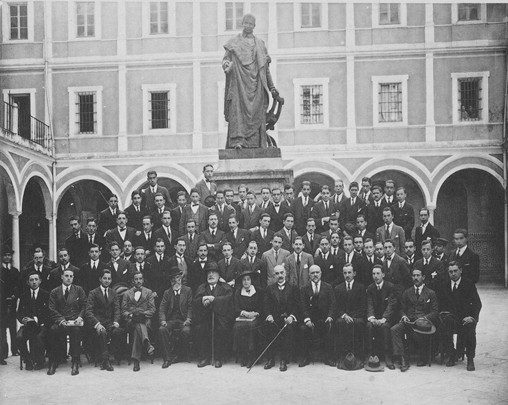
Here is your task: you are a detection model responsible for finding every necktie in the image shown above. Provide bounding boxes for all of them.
[351,198,355,206]
[415,287,420,298]
[296,254,301,268]
[313,282,318,295]
[347,282,351,291]
[303,197,307,207]
[211,229,215,238]
[104,288,108,303]
[385,225,390,239]
[226,258,230,269]
[377,285,381,291]
[310,235,313,245]
[136,206,139,212]
[424,259,428,266]
[453,282,457,292]
[64,287,69,300]
[324,202,328,213]
[89,235,93,244]
[189,234,193,243]
[32,291,36,302]
[92,262,97,272]
[250,257,254,264]
[36,264,41,273]
[275,250,278,262]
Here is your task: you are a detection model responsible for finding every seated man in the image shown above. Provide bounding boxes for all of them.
[439,261,482,371]
[85,269,125,371]
[159,267,192,368]
[366,265,398,369]
[335,263,366,369]
[47,268,86,376]
[299,265,335,367]
[193,263,233,368]
[391,268,438,371]
[121,272,156,372]
[263,265,300,372]
[16,272,49,370]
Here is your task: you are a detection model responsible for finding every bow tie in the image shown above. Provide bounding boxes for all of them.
[192,203,199,207]
[134,287,142,292]
[205,179,210,183]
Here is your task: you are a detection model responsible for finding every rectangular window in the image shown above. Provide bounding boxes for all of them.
[293,78,329,128]
[76,92,97,133]
[149,2,168,35]
[379,3,400,25]
[149,91,170,129]
[76,2,95,38]
[300,85,324,125]
[458,78,482,122]
[301,3,321,28]
[225,2,244,31]
[457,3,480,21]
[9,3,28,40]
[378,83,402,123]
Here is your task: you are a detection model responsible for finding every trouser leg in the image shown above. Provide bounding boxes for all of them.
[462,322,477,359]
[159,326,172,361]
[390,322,406,357]
[16,327,29,362]
[68,326,82,360]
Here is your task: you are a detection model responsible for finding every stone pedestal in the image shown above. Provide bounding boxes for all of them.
[215,148,293,194]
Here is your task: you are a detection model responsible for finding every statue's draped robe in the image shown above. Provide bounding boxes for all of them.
[223,34,273,148]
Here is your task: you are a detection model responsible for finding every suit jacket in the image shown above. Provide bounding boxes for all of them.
[265,203,291,233]
[194,179,217,201]
[17,288,50,326]
[98,208,118,237]
[240,256,263,287]
[65,231,89,267]
[260,248,291,287]
[252,228,275,255]
[356,229,374,242]
[359,190,374,205]
[121,286,156,324]
[414,222,440,249]
[105,226,138,246]
[48,284,87,324]
[198,228,226,262]
[146,254,171,297]
[264,283,300,321]
[166,255,192,287]
[300,281,335,321]
[241,205,263,230]
[335,281,366,319]
[331,192,346,206]
[80,259,108,293]
[133,231,156,253]
[153,226,176,256]
[105,258,134,287]
[20,264,52,292]
[448,247,480,283]
[375,223,406,254]
[132,261,154,291]
[193,281,233,327]
[302,233,320,255]
[150,206,171,230]
[159,285,193,323]
[179,204,209,235]
[210,204,236,233]
[414,257,445,290]
[293,196,314,236]
[232,200,247,227]
[141,185,172,213]
[438,278,482,321]
[365,202,387,234]
[400,285,438,324]
[382,254,412,298]
[170,205,185,238]
[366,281,397,322]
[85,286,121,327]
[285,251,314,288]
[274,228,299,253]
[225,228,251,259]
[48,264,82,292]
[337,251,370,286]
[217,256,243,283]
[339,197,366,226]
[124,204,147,232]
[312,200,339,233]
[180,232,199,261]
[314,252,342,287]
[392,202,415,240]
[188,259,212,292]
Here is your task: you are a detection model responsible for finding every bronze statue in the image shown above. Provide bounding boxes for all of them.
[222,14,283,149]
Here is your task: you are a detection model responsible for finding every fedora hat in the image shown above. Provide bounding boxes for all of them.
[167,266,182,279]
[340,352,363,371]
[205,261,220,274]
[365,355,384,372]
[410,317,436,335]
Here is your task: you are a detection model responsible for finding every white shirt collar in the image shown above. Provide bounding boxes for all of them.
[346,279,354,288]
[241,285,256,297]
[452,278,461,288]
[415,284,423,294]
[31,288,39,298]
[100,285,108,293]
[421,222,428,232]
[457,245,467,255]
[376,281,384,290]
[62,284,71,293]
[91,259,99,266]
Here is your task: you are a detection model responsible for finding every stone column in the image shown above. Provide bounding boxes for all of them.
[47,213,57,262]
[10,211,21,268]
[427,203,436,225]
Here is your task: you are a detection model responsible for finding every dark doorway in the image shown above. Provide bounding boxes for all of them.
[9,94,31,140]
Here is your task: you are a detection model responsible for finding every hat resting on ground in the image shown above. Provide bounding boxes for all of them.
[365,355,384,372]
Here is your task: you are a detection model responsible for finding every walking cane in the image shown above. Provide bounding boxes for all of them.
[247,323,288,373]
[211,311,215,365]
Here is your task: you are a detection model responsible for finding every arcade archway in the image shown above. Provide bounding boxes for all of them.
[294,172,335,199]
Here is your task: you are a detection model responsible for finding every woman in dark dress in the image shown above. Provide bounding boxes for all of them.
[233,270,263,367]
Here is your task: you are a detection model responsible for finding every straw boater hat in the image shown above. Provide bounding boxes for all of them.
[365,355,385,372]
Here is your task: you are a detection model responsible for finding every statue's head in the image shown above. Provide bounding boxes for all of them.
[242,13,256,33]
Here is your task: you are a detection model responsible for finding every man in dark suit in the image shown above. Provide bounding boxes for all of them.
[448,228,480,283]
[242,191,263,232]
[313,236,341,287]
[414,240,445,291]
[363,238,383,271]
[159,267,193,367]
[105,241,134,288]
[339,182,366,234]
[141,170,172,213]
[403,240,418,270]
[366,265,397,369]
[193,263,233,368]
[274,213,299,253]
[85,269,125,370]
[166,239,193,289]
[188,244,211,292]
[1,247,20,362]
[132,247,153,291]
[359,176,374,205]
[414,208,440,249]
[392,187,415,241]
[439,261,482,371]
[133,216,156,253]
[265,187,290,232]
[146,238,171,302]
[217,242,243,287]
[98,194,119,237]
[121,271,156,371]
[299,265,335,367]
[293,181,314,236]
[337,236,368,286]
[124,190,146,232]
[81,243,108,293]
[263,265,300,372]
[251,213,274,255]
[391,268,439,370]
[179,189,209,235]
[84,217,107,258]
[194,164,217,201]
[48,247,82,291]
[150,193,170,230]
[105,211,138,247]
[122,240,136,264]
[433,237,450,266]
[282,184,295,211]
[355,213,374,242]
[171,191,188,238]
[383,179,396,205]
[312,185,339,234]
[240,241,263,288]
[259,187,273,211]
[232,185,249,227]
[302,218,320,255]
[365,185,387,234]
[47,267,86,375]
[153,211,175,257]
[20,247,53,292]
[225,215,251,259]
[382,240,412,299]
[286,237,315,288]
[376,207,406,254]
[198,212,226,262]
[65,216,89,267]
[210,190,236,233]
[335,263,366,367]
[180,219,199,261]
[16,271,49,370]
[330,179,346,206]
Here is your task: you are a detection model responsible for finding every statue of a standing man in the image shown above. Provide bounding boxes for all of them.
[222,14,279,149]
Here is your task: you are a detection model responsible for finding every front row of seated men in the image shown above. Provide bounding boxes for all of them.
[15,255,481,374]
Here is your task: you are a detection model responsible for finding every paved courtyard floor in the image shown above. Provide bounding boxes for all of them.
[1,285,507,405]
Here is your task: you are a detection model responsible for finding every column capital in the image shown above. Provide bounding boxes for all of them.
[427,203,437,210]
[9,210,21,218]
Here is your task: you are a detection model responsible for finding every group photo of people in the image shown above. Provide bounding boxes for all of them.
[0,167,483,376]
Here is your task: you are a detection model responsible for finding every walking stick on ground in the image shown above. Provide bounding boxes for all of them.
[247,323,288,373]
[211,311,215,365]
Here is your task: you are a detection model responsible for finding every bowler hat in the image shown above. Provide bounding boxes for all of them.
[365,355,384,372]
[410,317,436,335]
[205,261,220,274]
[167,266,182,279]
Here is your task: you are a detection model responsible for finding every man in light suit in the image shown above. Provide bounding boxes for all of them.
[286,237,314,288]
[141,170,172,213]
[260,234,291,287]
[242,191,263,231]
[98,194,119,237]
[121,272,156,371]
[179,189,209,235]
[413,208,440,249]
[382,240,412,299]
[105,211,138,247]
[376,207,406,254]
[194,164,217,201]
[274,213,299,253]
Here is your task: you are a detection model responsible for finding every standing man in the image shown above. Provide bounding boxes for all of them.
[365,185,387,234]
[275,213,299,252]
[448,229,480,283]
[141,170,172,213]
[414,240,445,291]
[259,187,272,211]
[282,184,295,210]
[106,241,134,287]
[240,241,263,287]
[151,193,169,230]
[171,191,188,238]
[81,243,107,293]
[312,185,338,234]
[314,236,341,287]
[210,190,236,233]
[251,213,274,254]
[241,191,263,232]
[134,216,155,253]
[1,247,20,362]
[376,207,406,254]
[181,220,199,261]
[392,187,415,241]
[84,218,106,257]
[293,181,314,236]
[339,182,366,233]
[383,180,396,205]
[47,268,86,375]
[359,177,373,205]
[286,237,315,289]
[217,242,243,287]
[146,238,171,302]
[125,190,146,232]
[85,269,125,370]
[198,212,226,262]
[260,234,290,287]
[331,179,347,205]
[179,189,209,235]
[167,239,192,288]
[105,211,137,247]
[265,187,290,232]
[48,247,81,291]
[16,272,49,370]
[98,194,119,237]
[382,240,412,299]
[188,244,211,292]
[20,247,53,292]
[153,211,174,257]
[433,237,450,266]
[302,218,319,255]
[414,207,440,249]
[65,216,88,267]
[403,240,418,270]
[355,214,374,241]
[195,164,217,201]
[225,215,251,259]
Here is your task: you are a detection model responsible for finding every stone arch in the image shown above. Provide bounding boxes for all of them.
[0,152,21,211]
[293,171,335,198]
[20,172,53,218]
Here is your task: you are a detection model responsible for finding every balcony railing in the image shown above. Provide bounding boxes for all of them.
[1,101,52,152]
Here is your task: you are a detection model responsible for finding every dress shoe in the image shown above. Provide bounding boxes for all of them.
[162,361,171,369]
[25,361,34,371]
[446,357,456,367]
[400,356,409,372]
[467,358,475,371]
[103,361,114,371]
[71,362,79,376]
[263,358,274,370]
[279,360,287,372]
[298,358,310,368]
[133,360,140,372]
[214,360,222,368]
[0,359,7,366]
[47,363,56,375]
[197,359,210,368]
